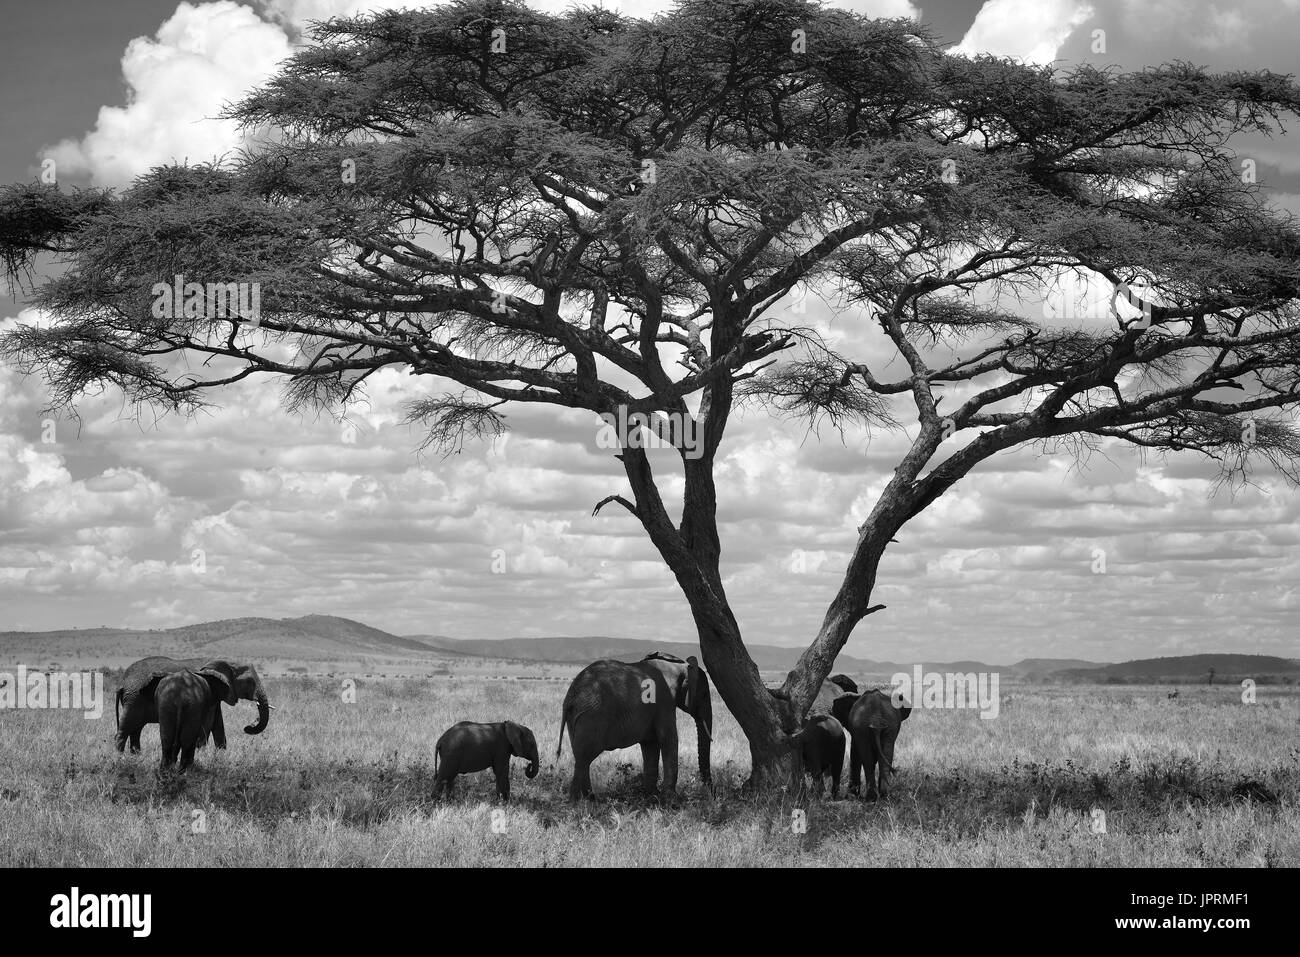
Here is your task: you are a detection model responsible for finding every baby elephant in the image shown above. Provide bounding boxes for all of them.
[789,713,846,798]
[434,721,540,800]
[155,662,239,771]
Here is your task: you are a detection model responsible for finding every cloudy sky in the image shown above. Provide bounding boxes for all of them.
[1,0,1298,664]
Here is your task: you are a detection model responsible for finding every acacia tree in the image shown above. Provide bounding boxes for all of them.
[4,0,1300,785]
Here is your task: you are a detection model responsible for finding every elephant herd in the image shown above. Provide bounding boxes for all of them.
[113,651,910,802]
[115,656,272,770]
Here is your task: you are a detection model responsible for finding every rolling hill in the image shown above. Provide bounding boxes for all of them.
[0,615,458,667]
[1052,654,1300,684]
[406,638,1122,676]
[404,634,1021,673]
[5,615,1289,682]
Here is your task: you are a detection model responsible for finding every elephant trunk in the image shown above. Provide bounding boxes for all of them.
[525,757,539,779]
[244,686,270,735]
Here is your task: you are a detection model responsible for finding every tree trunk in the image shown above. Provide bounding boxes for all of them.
[687,605,797,790]
[663,504,898,791]
[781,525,893,714]
[618,431,903,791]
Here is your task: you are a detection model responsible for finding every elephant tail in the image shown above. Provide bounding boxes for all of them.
[555,704,568,761]
[872,727,893,774]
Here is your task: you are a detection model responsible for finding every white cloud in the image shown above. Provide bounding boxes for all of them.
[7,0,1299,660]
[43,1,293,187]
[41,0,925,187]
[954,0,1095,64]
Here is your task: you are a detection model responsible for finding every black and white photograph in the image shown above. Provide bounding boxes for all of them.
[0,0,1296,914]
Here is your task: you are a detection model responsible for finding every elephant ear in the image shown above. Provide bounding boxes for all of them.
[829,674,859,695]
[503,721,526,757]
[684,657,703,711]
[889,686,913,721]
[198,663,239,706]
[831,692,858,726]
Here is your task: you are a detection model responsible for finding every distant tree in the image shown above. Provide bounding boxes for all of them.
[1208,667,1216,685]
[3,0,1300,786]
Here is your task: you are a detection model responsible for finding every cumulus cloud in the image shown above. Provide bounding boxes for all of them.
[6,0,1300,662]
[953,0,1096,64]
[43,1,293,187]
[42,0,926,187]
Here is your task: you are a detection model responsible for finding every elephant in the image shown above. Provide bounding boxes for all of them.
[115,656,270,753]
[831,688,911,799]
[557,652,712,801]
[155,662,240,771]
[789,713,846,798]
[433,721,540,800]
[805,675,861,716]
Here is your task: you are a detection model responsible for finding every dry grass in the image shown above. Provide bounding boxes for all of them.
[1,675,1297,866]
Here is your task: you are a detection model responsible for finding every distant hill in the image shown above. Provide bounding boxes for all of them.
[407,635,1021,674]
[1052,654,1300,684]
[0,615,457,666]
[7,616,1287,683]
[1010,658,1105,677]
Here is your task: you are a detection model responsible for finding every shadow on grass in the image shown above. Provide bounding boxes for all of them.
[96,750,1295,838]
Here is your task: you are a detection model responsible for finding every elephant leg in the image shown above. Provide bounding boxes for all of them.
[116,695,135,752]
[659,726,679,799]
[863,745,879,800]
[569,755,595,801]
[158,712,176,770]
[812,768,825,799]
[568,728,599,800]
[848,738,862,796]
[879,738,896,799]
[493,755,511,801]
[831,748,843,800]
[179,744,196,772]
[640,742,661,795]
[211,707,227,749]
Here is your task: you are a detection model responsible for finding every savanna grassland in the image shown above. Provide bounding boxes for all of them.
[1,673,1297,867]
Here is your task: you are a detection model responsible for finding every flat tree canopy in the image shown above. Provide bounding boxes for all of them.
[3,0,1300,784]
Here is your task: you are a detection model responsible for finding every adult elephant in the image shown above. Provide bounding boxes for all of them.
[831,688,910,799]
[557,652,712,801]
[115,656,270,753]
[156,661,241,772]
[806,675,861,716]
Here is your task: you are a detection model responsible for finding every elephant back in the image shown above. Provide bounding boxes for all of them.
[808,678,852,715]
[120,656,187,695]
[564,659,643,712]
[855,688,904,728]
